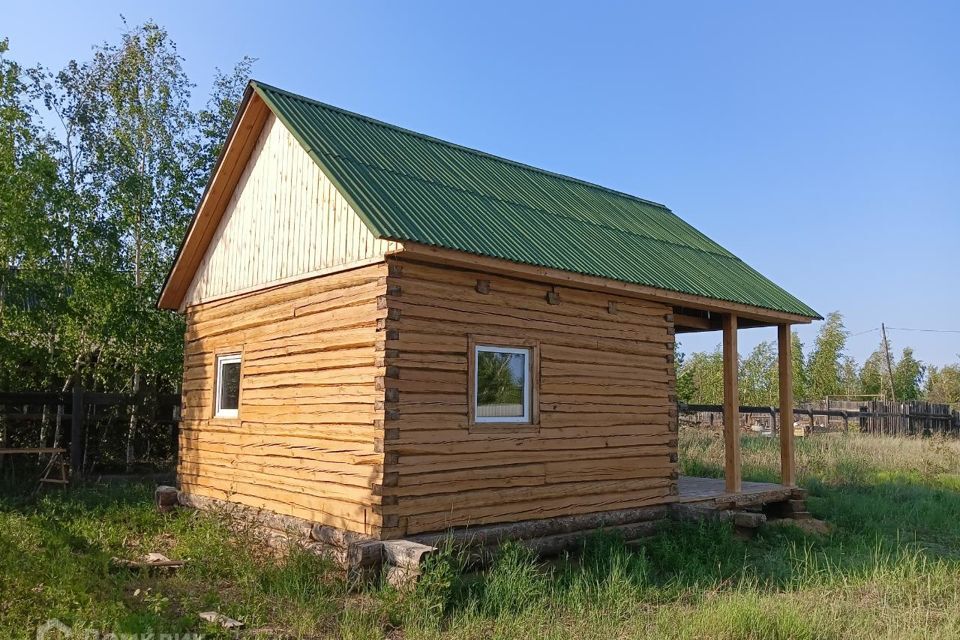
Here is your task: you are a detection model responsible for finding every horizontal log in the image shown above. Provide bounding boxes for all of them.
[186,264,387,323]
[392,276,669,330]
[179,457,379,504]
[186,304,384,351]
[180,438,382,467]
[387,412,672,430]
[181,429,379,454]
[392,318,669,360]
[182,450,377,489]
[395,462,547,488]
[409,504,669,547]
[178,480,378,535]
[388,477,672,515]
[391,297,668,343]
[389,423,669,444]
[189,279,384,339]
[390,432,674,456]
[180,420,379,443]
[395,444,674,474]
[405,486,671,534]
[180,441,381,477]
[391,261,668,316]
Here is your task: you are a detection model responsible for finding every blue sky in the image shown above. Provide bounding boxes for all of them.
[6,1,959,366]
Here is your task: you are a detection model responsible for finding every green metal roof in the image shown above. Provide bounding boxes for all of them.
[252,81,819,319]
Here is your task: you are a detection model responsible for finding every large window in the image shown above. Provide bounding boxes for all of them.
[472,341,536,424]
[215,353,242,418]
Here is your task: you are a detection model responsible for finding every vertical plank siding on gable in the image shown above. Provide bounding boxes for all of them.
[378,258,680,537]
[178,263,391,536]
[182,113,398,309]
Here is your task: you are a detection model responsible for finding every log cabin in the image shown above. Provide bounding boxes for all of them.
[158,81,820,545]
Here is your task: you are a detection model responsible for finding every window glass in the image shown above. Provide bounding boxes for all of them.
[216,354,241,416]
[476,346,529,422]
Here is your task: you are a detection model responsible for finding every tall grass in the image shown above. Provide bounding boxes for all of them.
[4,431,960,638]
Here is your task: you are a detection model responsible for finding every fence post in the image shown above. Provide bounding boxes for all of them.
[70,383,84,482]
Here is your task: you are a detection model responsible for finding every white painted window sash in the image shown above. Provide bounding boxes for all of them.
[474,345,531,424]
[215,353,242,418]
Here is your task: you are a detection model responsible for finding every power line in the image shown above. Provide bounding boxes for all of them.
[848,326,960,336]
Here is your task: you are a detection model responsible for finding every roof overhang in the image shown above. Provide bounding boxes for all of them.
[157,85,270,310]
[396,241,817,327]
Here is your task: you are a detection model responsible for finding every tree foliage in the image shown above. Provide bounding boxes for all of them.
[807,312,848,401]
[740,341,777,406]
[893,347,925,402]
[677,312,953,407]
[476,352,524,407]
[677,349,724,405]
[790,331,809,403]
[925,364,960,407]
[0,22,252,465]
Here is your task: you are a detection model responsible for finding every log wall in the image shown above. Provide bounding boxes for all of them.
[178,262,391,537]
[379,258,679,537]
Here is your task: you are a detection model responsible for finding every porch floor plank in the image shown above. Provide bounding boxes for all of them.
[676,476,796,507]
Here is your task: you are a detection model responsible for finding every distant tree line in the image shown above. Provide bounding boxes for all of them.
[0,20,252,465]
[1,21,251,393]
[677,312,960,408]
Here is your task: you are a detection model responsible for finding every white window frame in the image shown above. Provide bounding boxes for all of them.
[215,353,242,418]
[473,344,532,424]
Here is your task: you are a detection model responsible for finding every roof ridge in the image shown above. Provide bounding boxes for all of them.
[251,80,674,212]
[321,149,739,261]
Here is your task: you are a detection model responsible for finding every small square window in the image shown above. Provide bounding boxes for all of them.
[215,354,242,418]
[474,345,531,423]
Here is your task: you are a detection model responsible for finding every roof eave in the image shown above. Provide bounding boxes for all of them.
[395,241,819,325]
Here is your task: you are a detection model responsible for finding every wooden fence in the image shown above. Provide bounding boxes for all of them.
[0,386,180,480]
[854,400,958,437]
[680,401,960,437]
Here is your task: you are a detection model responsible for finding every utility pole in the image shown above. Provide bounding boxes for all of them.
[881,323,897,402]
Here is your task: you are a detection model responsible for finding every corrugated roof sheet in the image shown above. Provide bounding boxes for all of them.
[252,81,819,319]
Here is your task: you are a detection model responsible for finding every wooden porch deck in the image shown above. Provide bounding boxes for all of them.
[676,475,800,509]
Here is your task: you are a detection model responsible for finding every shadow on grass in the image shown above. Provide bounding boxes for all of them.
[2,481,354,637]
[399,469,960,637]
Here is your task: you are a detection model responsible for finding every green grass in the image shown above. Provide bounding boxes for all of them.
[4,431,960,638]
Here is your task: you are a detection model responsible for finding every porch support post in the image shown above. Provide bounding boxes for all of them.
[778,323,796,486]
[722,313,741,493]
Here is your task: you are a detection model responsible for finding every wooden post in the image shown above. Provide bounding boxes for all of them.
[778,324,796,487]
[722,313,741,493]
[70,383,84,482]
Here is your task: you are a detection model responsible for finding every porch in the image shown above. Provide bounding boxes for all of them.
[674,311,801,494]
[673,475,812,533]
[676,475,800,508]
